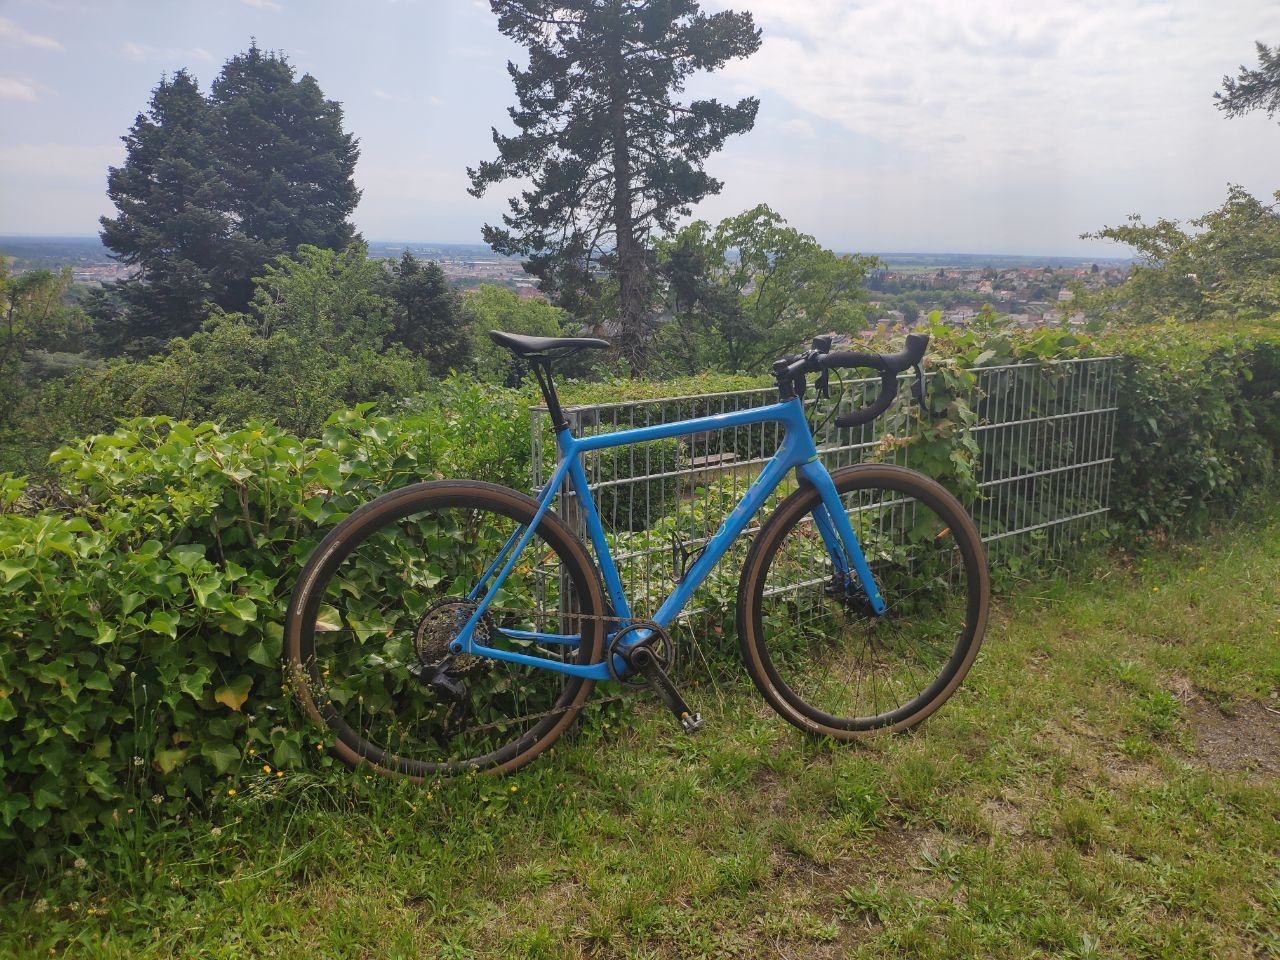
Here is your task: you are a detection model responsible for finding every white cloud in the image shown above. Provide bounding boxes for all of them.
[0,78,39,101]
[0,15,64,50]
[691,0,1280,252]
[721,0,1280,175]
[120,41,214,63]
[240,0,283,11]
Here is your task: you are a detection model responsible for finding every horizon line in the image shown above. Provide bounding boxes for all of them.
[0,233,1134,263]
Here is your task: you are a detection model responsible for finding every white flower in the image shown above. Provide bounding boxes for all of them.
[33,899,47,914]
[73,857,87,871]
[210,826,222,837]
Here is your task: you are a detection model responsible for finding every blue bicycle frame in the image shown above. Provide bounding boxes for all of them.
[448,395,886,681]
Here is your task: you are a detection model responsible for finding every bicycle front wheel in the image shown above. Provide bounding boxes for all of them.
[286,480,605,778]
[737,464,989,738]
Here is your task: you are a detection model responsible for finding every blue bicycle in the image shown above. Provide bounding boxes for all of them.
[286,331,989,778]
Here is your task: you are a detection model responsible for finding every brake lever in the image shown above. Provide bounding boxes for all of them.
[911,362,927,407]
[814,368,830,399]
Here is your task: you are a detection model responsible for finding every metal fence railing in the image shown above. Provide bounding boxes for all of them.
[531,357,1119,629]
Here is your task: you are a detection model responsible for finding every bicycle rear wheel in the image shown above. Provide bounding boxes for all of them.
[286,480,605,778]
[737,464,989,738]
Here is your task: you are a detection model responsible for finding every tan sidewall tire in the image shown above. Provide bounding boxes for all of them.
[285,480,606,780]
[737,464,990,740]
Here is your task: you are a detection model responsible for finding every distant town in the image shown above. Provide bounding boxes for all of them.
[1,235,1130,328]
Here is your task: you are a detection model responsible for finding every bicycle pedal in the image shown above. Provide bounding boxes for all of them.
[679,712,705,734]
[626,645,702,735]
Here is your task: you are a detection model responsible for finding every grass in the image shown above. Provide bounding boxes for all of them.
[3,504,1279,959]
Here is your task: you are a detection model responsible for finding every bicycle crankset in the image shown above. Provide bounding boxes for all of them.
[606,621,703,733]
[606,620,675,687]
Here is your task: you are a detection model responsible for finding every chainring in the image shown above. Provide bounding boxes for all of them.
[607,620,676,688]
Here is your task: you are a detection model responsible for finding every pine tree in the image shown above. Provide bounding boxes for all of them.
[468,1,761,372]
[1216,42,1280,122]
[99,45,361,350]
[99,70,232,352]
[209,44,361,309]
[381,252,467,374]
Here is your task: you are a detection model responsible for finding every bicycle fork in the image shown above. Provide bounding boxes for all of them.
[798,460,887,616]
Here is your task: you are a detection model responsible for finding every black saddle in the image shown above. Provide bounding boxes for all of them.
[488,329,611,358]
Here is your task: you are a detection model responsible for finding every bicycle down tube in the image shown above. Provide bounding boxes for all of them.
[447,395,887,680]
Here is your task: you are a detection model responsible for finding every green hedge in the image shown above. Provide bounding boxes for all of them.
[0,378,532,863]
[1,322,1278,860]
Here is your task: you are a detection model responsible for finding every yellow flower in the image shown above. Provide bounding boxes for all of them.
[227,789,237,796]
[262,764,271,773]
[510,785,518,793]
[1152,587,1159,592]
[275,771,283,778]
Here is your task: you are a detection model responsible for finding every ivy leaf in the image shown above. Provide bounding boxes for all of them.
[313,604,343,632]
[201,742,241,776]
[83,671,112,692]
[191,579,222,608]
[214,675,253,712]
[146,611,180,638]
[224,597,257,621]
[171,544,205,569]
[0,560,29,584]
[155,747,188,774]
[179,664,212,700]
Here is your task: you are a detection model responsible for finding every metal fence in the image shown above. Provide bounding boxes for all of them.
[531,357,1119,628]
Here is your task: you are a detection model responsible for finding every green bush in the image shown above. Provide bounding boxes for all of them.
[0,377,531,862]
[1102,322,1280,533]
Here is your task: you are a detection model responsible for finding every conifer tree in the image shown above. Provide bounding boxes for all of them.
[468,1,761,372]
[1216,42,1280,122]
[380,252,467,373]
[99,45,360,349]
[209,44,361,308]
[99,70,231,351]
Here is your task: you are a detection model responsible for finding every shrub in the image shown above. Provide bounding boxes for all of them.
[0,377,531,862]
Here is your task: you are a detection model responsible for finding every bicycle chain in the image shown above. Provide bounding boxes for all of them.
[410,603,666,736]
[304,604,689,736]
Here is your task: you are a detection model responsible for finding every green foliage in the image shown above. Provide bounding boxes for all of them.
[1078,185,1280,325]
[0,244,431,475]
[0,379,532,859]
[463,285,568,384]
[1215,40,1280,121]
[2,315,1277,859]
[1102,322,1280,533]
[0,265,90,409]
[468,0,761,368]
[379,252,467,373]
[655,204,876,374]
[99,44,360,347]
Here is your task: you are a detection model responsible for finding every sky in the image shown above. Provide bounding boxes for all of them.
[1,0,1278,257]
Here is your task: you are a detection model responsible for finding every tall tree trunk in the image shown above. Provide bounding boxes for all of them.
[611,59,647,374]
